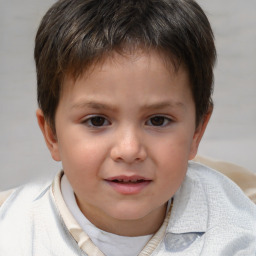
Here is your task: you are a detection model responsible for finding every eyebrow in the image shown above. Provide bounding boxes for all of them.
[140,101,185,111]
[71,100,184,111]
[71,101,117,111]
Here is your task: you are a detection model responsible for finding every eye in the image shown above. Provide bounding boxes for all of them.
[146,116,172,127]
[83,116,110,127]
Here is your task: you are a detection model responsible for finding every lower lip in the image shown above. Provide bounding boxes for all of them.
[106,181,151,195]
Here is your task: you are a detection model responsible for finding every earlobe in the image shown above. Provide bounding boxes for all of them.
[36,109,61,161]
[189,109,212,160]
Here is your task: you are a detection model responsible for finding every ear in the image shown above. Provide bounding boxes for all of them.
[189,109,212,160]
[36,109,61,161]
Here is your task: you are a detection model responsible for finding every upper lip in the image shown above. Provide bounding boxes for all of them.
[105,175,151,182]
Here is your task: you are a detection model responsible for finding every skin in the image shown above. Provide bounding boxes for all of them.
[37,50,211,236]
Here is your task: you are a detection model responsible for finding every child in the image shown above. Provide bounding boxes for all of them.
[0,0,256,255]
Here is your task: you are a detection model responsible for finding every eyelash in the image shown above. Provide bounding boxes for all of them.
[82,115,172,128]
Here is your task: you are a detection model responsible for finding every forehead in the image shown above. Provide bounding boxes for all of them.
[60,51,191,107]
[61,49,191,96]
[66,48,185,83]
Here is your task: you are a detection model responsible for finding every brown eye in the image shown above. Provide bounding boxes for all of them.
[147,116,172,127]
[90,116,106,126]
[83,116,110,127]
[150,116,165,126]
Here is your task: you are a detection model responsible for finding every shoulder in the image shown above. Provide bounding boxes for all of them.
[187,160,252,203]
[193,155,256,203]
[186,161,256,227]
[0,178,53,217]
[188,160,253,195]
[0,173,70,255]
[0,178,54,244]
[0,189,14,207]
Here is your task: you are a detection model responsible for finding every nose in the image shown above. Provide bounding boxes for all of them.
[110,126,147,164]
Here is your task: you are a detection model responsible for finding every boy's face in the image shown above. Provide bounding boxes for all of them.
[37,51,210,236]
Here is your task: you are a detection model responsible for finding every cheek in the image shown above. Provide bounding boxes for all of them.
[58,134,108,176]
[61,141,106,194]
[156,154,187,201]
[158,151,187,185]
[153,132,194,163]
[152,134,192,184]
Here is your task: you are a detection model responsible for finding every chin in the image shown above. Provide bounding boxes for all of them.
[107,204,154,221]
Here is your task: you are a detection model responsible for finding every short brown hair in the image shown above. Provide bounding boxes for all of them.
[35,0,216,130]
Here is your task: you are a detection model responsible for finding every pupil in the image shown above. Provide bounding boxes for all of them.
[151,116,164,126]
[91,117,105,126]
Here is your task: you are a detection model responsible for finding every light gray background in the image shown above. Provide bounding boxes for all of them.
[0,0,255,190]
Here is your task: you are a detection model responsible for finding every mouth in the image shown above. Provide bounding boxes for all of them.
[105,175,152,195]
[111,178,148,184]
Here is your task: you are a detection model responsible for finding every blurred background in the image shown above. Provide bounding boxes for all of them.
[0,0,255,190]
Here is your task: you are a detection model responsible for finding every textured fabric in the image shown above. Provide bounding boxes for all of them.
[194,155,256,203]
[0,161,256,255]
